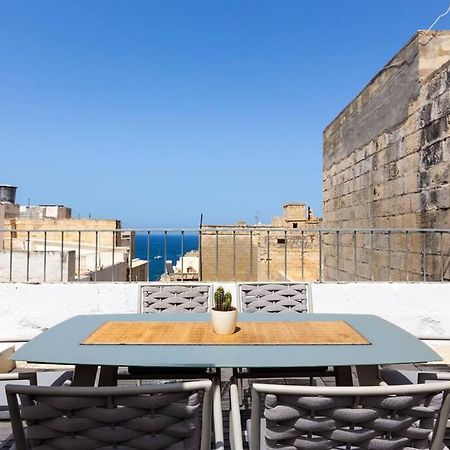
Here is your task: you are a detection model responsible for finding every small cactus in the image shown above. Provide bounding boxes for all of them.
[224,291,232,310]
[214,286,233,311]
[214,287,224,310]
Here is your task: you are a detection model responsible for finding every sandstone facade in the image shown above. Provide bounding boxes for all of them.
[200,203,322,282]
[323,31,450,281]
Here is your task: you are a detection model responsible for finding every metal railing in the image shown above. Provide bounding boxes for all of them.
[0,227,449,283]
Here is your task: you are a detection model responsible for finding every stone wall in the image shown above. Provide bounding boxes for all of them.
[323,31,450,281]
[200,230,321,282]
[3,218,122,248]
[0,203,20,250]
[256,230,320,281]
[0,218,137,282]
[19,205,72,219]
[200,228,259,281]
[200,204,322,282]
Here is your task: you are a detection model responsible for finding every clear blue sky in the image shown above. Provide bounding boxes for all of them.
[1,1,449,227]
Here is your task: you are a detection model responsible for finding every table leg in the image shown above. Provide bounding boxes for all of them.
[334,366,353,386]
[72,365,98,386]
[356,365,381,386]
[98,365,118,386]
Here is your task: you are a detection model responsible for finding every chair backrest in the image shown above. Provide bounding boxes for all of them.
[250,381,450,450]
[240,283,308,313]
[7,379,212,450]
[141,284,211,313]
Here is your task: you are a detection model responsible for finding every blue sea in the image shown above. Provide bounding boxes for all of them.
[134,232,199,281]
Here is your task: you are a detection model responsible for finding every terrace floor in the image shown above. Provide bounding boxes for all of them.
[1,363,450,449]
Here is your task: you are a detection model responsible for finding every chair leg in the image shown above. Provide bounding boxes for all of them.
[232,369,245,406]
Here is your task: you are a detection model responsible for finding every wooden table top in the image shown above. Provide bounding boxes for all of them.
[82,320,369,346]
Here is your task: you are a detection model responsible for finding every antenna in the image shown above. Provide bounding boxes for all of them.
[425,2,450,35]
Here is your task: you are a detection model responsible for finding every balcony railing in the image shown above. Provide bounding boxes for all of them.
[0,227,449,283]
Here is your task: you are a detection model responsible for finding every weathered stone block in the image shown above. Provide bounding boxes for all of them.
[397,153,420,176]
[402,130,422,156]
[403,173,419,194]
[421,141,444,169]
[401,212,422,228]
[436,186,450,209]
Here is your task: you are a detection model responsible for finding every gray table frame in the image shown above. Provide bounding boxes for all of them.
[12,313,441,386]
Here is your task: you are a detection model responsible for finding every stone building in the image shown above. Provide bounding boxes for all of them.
[0,186,147,282]
[18,204,72,219]
[160,250,200,282]
[200,203,322,282]
[323,31,450,281]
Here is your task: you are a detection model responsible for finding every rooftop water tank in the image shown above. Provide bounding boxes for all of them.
[0,185,17,204]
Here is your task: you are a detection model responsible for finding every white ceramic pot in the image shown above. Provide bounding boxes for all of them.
[211,308,238,335]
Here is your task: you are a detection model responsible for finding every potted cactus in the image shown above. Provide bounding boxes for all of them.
[211,286,237,335]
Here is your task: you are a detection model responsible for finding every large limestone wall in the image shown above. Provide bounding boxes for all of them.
[323,31,450,281]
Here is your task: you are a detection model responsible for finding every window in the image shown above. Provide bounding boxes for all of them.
[277,238,286,244]
[293,223,298,228]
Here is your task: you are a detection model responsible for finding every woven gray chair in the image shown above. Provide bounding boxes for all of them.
[240,283,308,314]
[141,284,211,314]
[229,377,450,450]
[236,283,333,399]
[7,379,218,450]
[121,284,214,381]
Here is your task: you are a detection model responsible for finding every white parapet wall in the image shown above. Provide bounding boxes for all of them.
[1,281,450,362]
[310,282,450,337]
[311,282,450,362]
[0,283,140,340]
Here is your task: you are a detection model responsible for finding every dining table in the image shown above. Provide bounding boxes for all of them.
[11,312,441,387]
